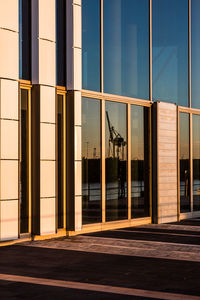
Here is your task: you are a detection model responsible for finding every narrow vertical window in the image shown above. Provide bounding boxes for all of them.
[82,98,101,224]
[19,0,31,80]
[105,101,128,221]
[179,113,190,213]
[20,89,31,233]
[191,0,200,109]
[82,0,101,91]
[192,115,200,211]
[56,0,66,86]
[57,93,66,228]
[131,105,150,218]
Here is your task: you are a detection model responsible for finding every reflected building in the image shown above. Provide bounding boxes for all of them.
[0,0,200,242]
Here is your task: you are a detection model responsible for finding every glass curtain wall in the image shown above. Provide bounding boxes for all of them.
[56,0,66,86]
[103,0,149,99]
[152,0,188,106]
[82,0,101,91]
[131,106,149,218]
[191,0,200,109]
[82,98,101,224]
[193,115,200,211]
[19,0,31,80]
[20,89,30,233]
[179,113,190,213]
[105,102,128,221]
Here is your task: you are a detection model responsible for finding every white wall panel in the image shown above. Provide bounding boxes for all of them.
[0,29,18,80]
[0,79,18,120]
[0,200,18,240]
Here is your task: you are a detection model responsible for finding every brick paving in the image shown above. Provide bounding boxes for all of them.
[0,219,200,299]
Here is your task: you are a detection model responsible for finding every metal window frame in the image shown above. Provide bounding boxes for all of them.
[56,87,67,231]
[19,80,32,236]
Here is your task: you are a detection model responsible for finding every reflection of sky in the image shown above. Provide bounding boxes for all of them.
[103,0,149,100]
[82,98,100,159]
[193,115,200,159]
[152,0,188,106]
[82,0,100,91]
[180,113,189,159]
[191,0,200,109]
[131,105,144,160]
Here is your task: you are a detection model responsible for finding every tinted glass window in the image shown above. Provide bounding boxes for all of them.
[104,0,149,99]
[82,0,101,91]
[20,89,29,233]
[56,0,66,86]
[19,0,31,80]
[131,105,149,218]
[57,94,64,228]
[153,0,188,106]
[193,115,200,211]
[105,101,128,221]
[191,0,200,109]
[82,98,101,224]
[179,113,190,212]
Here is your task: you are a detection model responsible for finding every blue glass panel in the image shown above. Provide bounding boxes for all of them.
[82,0,101,91]
[152,0,188,106]
[191,0,200,108]
[103,0,149,99]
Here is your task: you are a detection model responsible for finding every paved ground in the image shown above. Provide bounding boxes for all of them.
[0,219,200,299]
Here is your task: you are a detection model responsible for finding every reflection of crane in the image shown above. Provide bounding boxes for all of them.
[106,111,126,160]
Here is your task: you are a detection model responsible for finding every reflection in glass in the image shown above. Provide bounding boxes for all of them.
[19,0,31,80]
[193,115,200,211]
[105,102,128,221]
[82,0,101,91]
[82,98,101,224]
[179,113,190,213]
[57,95,64,228]
[191,0,200,109]
[20,89,29,233]
[152,0,188,106]
[131,106,149,218]
[56,0,66,86]
[103,0,149,99]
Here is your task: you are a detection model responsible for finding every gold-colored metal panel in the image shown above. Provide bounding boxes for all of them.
[81,90,152,107]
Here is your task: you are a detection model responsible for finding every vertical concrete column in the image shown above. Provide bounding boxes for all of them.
[0,0,19,240]
[153,102,178,223]
[32,0,56,235]
[66,0,82,231]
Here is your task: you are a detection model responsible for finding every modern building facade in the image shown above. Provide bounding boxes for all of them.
[0,0,200,242]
